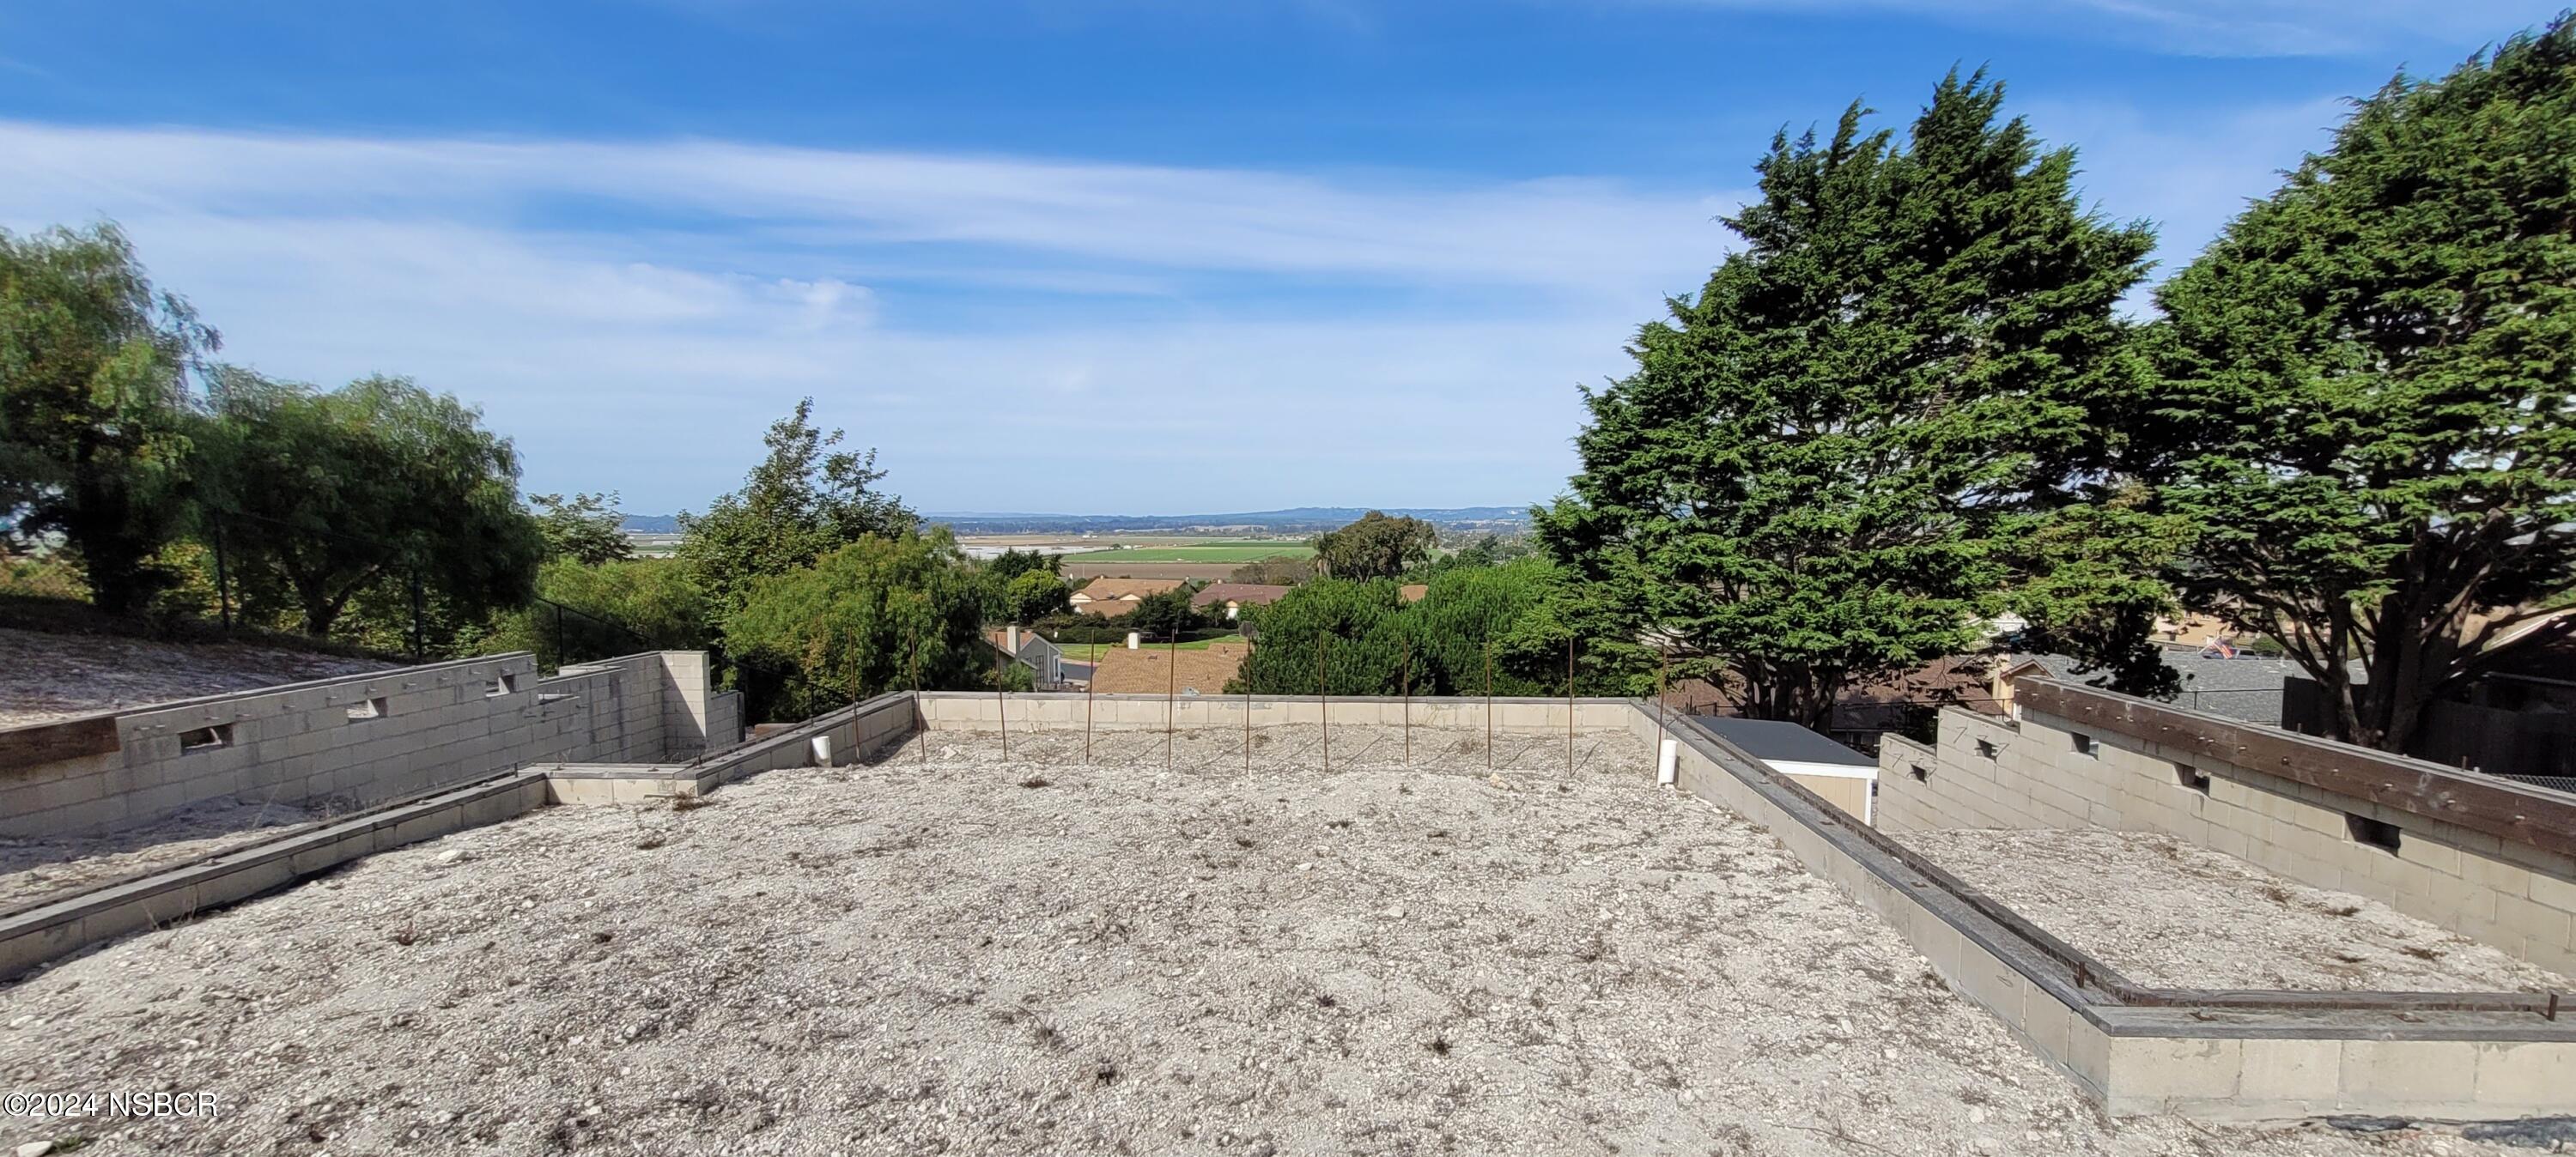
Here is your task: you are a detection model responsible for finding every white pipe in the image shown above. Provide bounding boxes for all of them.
[1657,738,1678,786]
[810,736,833,767]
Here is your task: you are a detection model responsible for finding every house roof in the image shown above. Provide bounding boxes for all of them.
[1189,583,1291,609]
[1073,577,1185,603]
[1089,643,1249,696]
[1693,718,1874,767]
[1399,584,1429,603]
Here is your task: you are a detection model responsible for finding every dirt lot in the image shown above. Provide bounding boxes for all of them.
[0,726,2543,1155]
[1901,827,2573,992]
[0,627,392,729]
[1062,560,1242,583]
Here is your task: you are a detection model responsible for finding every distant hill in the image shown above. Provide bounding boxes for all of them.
[621,506,1532,536]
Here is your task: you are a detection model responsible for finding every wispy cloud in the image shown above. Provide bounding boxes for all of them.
[0,101,2342,512]
[0,121,1730,512]
[1650,0,2555,56]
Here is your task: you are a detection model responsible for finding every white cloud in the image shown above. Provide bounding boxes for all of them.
[0,103,2346,512]
[1653,0,2556,56]
[0,121,1720,512]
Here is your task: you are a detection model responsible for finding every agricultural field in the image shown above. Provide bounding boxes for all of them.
[1047,634,1247,662]
[1058,540,1312,564]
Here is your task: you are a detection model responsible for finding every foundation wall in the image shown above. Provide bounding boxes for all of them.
[1876,690,2576,977]
[914,692,1641,734]
[1636,701,2576,1121]
[0,650,740,839]
[0,769,549,979]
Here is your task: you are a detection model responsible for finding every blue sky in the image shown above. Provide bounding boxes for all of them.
[1,2,2562,516]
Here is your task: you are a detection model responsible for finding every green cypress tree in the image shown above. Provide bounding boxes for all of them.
[2150,18,2576,751]
[1537,71,2160,725]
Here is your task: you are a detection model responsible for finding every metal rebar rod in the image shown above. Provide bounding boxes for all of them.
[912,636,925,766]
[1166,631,1176,772]
[1400,636,1411,766]
[997,681,1009,759]
[1566,636,1576,777]
[1318,633,1329,773]
[1485,641,1493,772]
[1085,659,1095,766]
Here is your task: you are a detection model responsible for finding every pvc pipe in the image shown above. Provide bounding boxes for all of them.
[1657,738,1679,786]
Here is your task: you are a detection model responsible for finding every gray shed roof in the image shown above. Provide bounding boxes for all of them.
[1692,718,1874,767]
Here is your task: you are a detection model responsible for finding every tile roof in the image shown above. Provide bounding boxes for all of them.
[1089,642,1250,696]
[1189,583,1292,609]
[1399,584,1429,603]
[1073,577,1186,603]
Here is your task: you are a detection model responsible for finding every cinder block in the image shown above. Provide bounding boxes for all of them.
[2107,1035,2241,1103]
[2340,1039,2479,1106]
[2239,1038,2341,1104]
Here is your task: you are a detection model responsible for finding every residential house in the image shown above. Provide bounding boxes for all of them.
[1090,641,1250,696]
[1070,577,1185,617]
[1188,583,1291,621]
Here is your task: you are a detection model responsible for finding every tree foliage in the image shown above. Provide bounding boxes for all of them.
[677,397,915,621]
[192,371,544,638]
[1228,554,1315,585]
[0,222,216,612]
[723,530,987,722]
[480,557,712,670]
[1002,568,1072,623]
[1231,559,1570,695]
[1536,72,2158,726]
[2148,19,2576,750]
[530,491,632,566]
[1312,512,1437,580]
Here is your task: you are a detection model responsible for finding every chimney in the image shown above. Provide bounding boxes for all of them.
[1006,624,1021,652]
[1127,632,1140,651]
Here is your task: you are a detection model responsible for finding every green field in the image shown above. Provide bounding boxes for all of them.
[1060,542,1311,563]
[1052,634,1247,661]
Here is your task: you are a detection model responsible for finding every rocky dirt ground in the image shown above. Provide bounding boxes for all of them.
[0,724,2555,1155]
[0,800,325,916]
[0,627,392,729]
[1900,827,2572,993]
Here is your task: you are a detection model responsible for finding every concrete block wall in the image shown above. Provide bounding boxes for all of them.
[0,650,740,839]
[1645,704,2576,1121]
[1874,694,2576,977]
[915,692,1642,735]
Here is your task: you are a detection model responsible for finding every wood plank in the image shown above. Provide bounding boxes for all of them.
[0,714,122,774]
[2021,679,2576,862]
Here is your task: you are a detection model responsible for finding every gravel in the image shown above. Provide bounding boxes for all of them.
[1900,827,2573,992]
[0,799,325,916]
[0,627,391,730]
[0,725,2537,1154]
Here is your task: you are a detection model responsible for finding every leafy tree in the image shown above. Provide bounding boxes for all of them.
[2148,19,2576,751]
[0,222,216,612]
[1312,512,1437,581]
[193,371,544,638]
[1123,585,1212,639]
[724,530,986,721]
[529,491,632,565]
[1537,72,2158,727]
[988,548,1062,581]
[480,557,712,669]
[1228,554,1315,585]
[1232,578,1409,694]
[678,398,914,620]
[1002,568,1072,623]
[1400,558,1569,694]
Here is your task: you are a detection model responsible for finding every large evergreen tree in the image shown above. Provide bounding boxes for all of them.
[2149,19,2576,752]
[1537,72,2160,725]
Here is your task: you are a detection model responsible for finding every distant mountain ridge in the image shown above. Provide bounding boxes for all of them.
[619,507,1529,536]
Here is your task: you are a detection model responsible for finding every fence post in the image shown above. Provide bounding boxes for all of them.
[1165,631,1176,772]
[1318,633,1329,773]
[210,511,234,633]
[1485,640,1493,772]
[407,567,424,661]
[1566,636,1576,776]
[554,601,566,670]
[1400,635,1411,766]
[912,634,926,766]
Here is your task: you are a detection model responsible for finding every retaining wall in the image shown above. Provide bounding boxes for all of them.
[914,691,1641,733]
[0,650,738,839]
[1877,682,2576,977]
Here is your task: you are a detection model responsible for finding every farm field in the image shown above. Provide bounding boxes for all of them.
[1058,541,1310,563]
[1046,634,1247,661]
